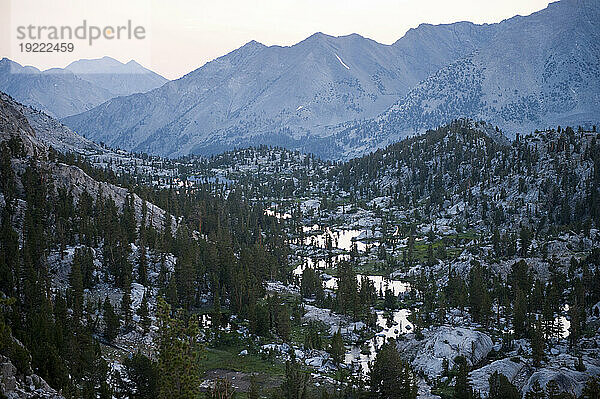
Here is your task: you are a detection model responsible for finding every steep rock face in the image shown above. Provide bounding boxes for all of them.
[61,22,494,158]
[10,101,105,156]
[396,326,493,378]
[0,93,44,158]
[0,355,65,399]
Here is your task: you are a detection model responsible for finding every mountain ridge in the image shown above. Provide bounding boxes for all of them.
[61,20,497,158]
[329,0,600,157]
[0,57,168,119]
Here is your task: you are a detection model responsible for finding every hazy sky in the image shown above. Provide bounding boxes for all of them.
[1,0,553,80]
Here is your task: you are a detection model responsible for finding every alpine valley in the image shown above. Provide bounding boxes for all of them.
[1,1,600,399]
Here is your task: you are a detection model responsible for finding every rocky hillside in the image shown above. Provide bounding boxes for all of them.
[0,92,173,231]
[0,91,291,398]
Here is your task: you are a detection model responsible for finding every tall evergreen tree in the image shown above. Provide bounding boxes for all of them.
[121,352,159,399]
[369,342,417,399]
[283,349,309,399]
[329,329,345,366]
[103,298,119,342]
[488,371,520,399]
[155,298,202,399]
[68,255,84,322]
[454,356,474,399]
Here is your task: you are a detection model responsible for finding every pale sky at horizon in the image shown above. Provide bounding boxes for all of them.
[0,0,553,80]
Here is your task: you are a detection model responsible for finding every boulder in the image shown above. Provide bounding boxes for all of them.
[469,358,525,397]
[522,368,589,398]
[521,355,600,398]
[397,326,493,378]
[0,357,18,392]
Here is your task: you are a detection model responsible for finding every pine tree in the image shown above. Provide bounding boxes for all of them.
[329,329,345,365]
[581,377,600,399]
[121,351,159,399]
[545,379,561,399]
[532,319,545,367]
[283,349,309,399]
[275,303,291,341]
[454,356,473,399]
[0,144,16,205]
[384,289,397,310]
[121,288,133,332]
[68,255,84,322]
[492,228,501,257]
[488,371,519,399]
[121,193,137,243]
[138,244,148,286]
[513,288,528,338]
[301,267,324,299]
[336,261,359,317]
[0,210,19,297]
[251,303,270,337]
[468,262,491,325]
[155,298,202,399]
[137,292,151,334]
[212,287,222,329]
[369,342,417,399]
[520,227,532,257]
[73,247,95,289]
[304,322,323,350]
[165,277,178,307]
[525,380,546,399]
[103,298,120,342]
[576,355,586,372]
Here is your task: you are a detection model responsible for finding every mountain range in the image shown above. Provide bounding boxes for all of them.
[0,57,167,119]
[60,23,493,157]
[335,0,600,158]
[3,0,599,159]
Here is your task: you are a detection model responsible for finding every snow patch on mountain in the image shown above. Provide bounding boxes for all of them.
[335,54,350,70]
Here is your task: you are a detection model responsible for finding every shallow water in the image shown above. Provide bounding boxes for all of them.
[345,308,413,373]
[292,254,351,276]
[302,226,371,252]
[265,209,292,220]
[291,220,414,372]
[322,274,410,296]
